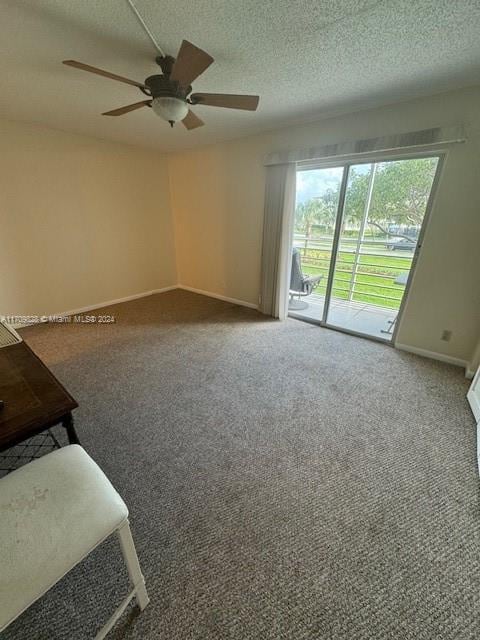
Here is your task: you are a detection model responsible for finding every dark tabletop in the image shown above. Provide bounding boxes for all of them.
[0,341,78,451]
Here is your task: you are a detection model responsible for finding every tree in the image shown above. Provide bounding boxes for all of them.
[342,169,369,229]
[295,199,324,249]
[317,188,338,229]
[295,158,437,246]
[369,158,437,230]
[295,193,339,249]
[341,158,438,240]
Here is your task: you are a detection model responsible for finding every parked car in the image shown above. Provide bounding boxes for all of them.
[385,237,416,251]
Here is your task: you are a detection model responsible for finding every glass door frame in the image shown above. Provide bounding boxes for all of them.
[291,149,446,344]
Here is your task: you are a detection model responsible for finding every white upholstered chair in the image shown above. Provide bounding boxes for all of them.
[0,445,149,639]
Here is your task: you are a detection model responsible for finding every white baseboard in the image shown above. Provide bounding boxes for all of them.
[177,285,258,310]
[10,284,257,329]
[11,286,178,328]
[395,342,468,370]
[54,286,178,318]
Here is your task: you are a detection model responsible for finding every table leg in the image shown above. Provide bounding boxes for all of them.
[62,413,80,445]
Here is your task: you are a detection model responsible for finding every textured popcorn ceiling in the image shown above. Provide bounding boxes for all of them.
[2,0,480,152]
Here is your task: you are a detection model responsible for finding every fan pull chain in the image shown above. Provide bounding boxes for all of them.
[125,0,166,58]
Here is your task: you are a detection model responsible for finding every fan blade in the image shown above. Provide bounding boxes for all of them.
[170,40,214,87]
[182,110,204,130]
[63,60,145,89]
[190,93,259,111]
[102,101,152,116]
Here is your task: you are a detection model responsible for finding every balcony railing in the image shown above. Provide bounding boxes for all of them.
[294,234,414,311]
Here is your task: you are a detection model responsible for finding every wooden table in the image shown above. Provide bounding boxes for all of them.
[0,341,79,453]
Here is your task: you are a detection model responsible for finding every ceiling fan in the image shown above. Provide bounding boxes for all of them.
[63,40,260,130]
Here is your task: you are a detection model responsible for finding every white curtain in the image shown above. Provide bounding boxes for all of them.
[259,164,296,319]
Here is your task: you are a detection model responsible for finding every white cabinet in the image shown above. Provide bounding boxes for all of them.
[468,367,480,422]
[467,367,480,472]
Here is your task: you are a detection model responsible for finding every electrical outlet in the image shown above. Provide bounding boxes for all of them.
[441,329,452,342]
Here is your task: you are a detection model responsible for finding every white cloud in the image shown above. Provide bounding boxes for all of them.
[296,167,344,205]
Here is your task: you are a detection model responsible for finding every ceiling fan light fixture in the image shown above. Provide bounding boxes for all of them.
[151,96,188,124]
[63,39,259,131]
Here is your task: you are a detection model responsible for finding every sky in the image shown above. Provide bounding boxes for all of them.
[296,165,371,205]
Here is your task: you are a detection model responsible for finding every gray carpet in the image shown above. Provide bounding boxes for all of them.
[3,289,479,639]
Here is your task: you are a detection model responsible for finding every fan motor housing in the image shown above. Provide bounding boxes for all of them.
[145,75,191,101]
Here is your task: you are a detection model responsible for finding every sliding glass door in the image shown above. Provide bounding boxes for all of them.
[290,166,344,320]
[290,155,441,342]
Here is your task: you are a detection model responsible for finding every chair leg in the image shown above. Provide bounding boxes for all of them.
[116,520,150,610]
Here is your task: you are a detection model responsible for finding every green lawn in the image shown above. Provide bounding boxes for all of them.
[300,248,412,310]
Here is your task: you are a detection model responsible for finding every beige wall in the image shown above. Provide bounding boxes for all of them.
[169,86,480,363]
[169,143,265,305]
[0,119,176,316]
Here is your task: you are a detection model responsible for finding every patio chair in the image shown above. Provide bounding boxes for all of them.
[289,247,323,310]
